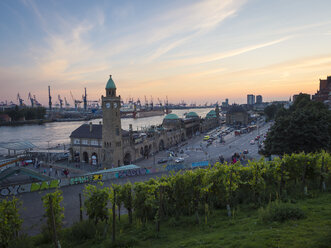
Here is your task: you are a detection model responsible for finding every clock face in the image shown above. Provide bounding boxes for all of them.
[106,103,110,108]
[114,102,118,108]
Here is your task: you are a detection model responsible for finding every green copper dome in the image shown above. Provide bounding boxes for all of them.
[106,75,116,89]
[164,113,179,120]
[206,110,217,118]
[186,112,199,118]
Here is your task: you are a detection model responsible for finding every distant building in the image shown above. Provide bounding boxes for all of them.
[256,95,263,104]
[221,98,229,108]
[226,105,248,126]
[247,94,255,105]
[312,76,331,103]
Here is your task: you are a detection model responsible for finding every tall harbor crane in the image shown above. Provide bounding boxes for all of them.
[28,92,34,107]
[157,98,163,107]
[82,88,87,111]
[64,97,70,108]
[33,95,41,107]
[150,96,154,109]
[48,86,52,110]
[70,91,82,110]
[17,93,24,106]
[58,95,63,110]
[144,95,148,109]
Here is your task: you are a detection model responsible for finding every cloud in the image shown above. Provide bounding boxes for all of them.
[163,36,291,67]
[144,0,247,61]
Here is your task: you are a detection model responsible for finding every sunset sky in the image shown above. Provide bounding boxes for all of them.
[1,0,331,105]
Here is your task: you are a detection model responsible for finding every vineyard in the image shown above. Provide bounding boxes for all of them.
[1,151,331,247]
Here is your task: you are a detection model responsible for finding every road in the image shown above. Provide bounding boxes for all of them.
[17,122,271,236]
[136,121,271,167]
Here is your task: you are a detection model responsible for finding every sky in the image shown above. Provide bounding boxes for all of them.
[1,0,331,106]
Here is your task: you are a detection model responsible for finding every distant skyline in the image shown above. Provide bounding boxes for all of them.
[1,0,331,105]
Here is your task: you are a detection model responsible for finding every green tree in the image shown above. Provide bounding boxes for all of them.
[42,190,64,247]
[0,197,22,248]
[263,94,331,155]
[120,183,133,224]
[84,184,110,224]
[264,104,280,121]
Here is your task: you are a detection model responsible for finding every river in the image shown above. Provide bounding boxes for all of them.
[0,108,213,155]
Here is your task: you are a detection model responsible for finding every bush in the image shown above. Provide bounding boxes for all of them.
[69,220,100,241]
[259,201,305,223]
[9,234,34,248]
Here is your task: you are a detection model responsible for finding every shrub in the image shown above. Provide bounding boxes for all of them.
[0,197,22,248]
[69,220,99,241]
[259,201,305,223]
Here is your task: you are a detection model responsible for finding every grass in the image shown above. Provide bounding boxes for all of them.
[16,192,331,248]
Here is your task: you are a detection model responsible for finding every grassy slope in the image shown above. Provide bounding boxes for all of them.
[33,192,331,248]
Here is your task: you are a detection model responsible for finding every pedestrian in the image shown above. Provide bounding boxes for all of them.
[49,166,53,176]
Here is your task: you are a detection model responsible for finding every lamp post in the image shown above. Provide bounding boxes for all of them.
[47,141,50,163]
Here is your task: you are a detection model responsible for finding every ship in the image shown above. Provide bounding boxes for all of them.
[120,103,171,119]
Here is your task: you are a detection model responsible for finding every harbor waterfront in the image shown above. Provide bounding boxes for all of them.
[0,108,212,156]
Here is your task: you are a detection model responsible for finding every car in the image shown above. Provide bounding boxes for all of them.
[243,150,249,154]
[255,135,260,140]
[157,158,168,164]
[203,135,210,141]
[175,157,184,163]
[250,140,255,145]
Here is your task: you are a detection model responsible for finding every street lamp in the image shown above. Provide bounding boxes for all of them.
[47,140,50,163]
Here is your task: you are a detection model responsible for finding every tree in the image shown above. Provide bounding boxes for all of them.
[120,183,133,224]
[264,104,282,121]
[42,190,64,247]
[83,184,110,224]
[0,197,22,248]
[263,94,331,155]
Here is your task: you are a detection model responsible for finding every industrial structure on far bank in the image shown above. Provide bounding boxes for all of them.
[69,75,219,168]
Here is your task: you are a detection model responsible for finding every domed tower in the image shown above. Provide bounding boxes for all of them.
[102,75,123,167]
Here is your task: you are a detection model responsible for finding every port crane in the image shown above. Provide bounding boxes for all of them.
[157,98,163,107]
[28,93,34,107]
[150,96,154,109]
[82,88,87,111]
[136,98,141,108]
[64,97,70,108]
[17,93,24,106]
[70,91,82,110]
[144,96,149,109]
[48,86,52,110]
[58,95,63,110]
[33,95,41,107]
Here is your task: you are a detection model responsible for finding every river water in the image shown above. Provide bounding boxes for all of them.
[0,108,212,155]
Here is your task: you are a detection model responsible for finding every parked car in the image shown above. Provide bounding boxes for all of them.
[157,158,168,164]
[175,157,185,163]
[250,140,255,145]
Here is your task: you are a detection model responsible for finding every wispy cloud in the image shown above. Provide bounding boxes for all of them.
[144,0,247,61]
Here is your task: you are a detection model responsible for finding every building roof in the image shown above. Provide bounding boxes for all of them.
[227,104,247,114]
[70,124,102,139]
[106,75,116,89]
[186,111,199,118]
[206,110,217,118]
[0,141,35,150]
[164,113,179,120]
[70,124,129,139]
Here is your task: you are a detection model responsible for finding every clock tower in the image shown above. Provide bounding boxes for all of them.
[102,75,123,167]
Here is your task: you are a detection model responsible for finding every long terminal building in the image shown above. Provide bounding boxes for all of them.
[69,75,219,167]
